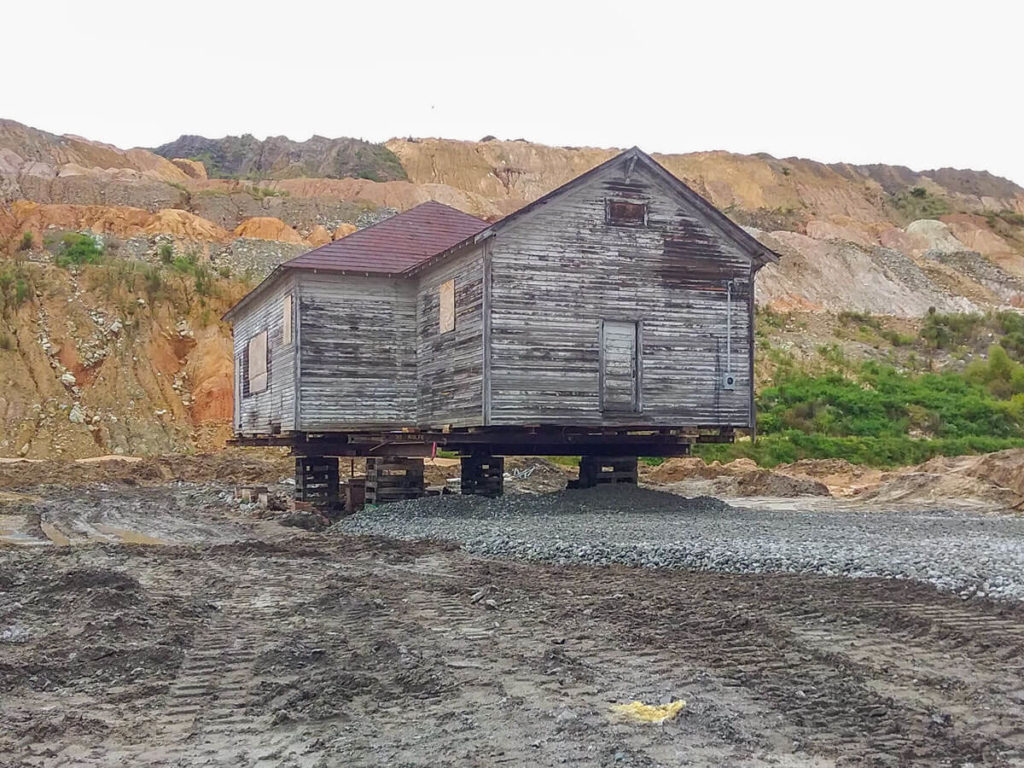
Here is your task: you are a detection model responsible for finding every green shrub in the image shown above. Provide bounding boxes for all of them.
[158,243,174,264]
[920,309,985,351]
[55,233,103,268]
[889,187,950,221]
[171,254,195,273]
[18,231,33,251]
[880,329,915,346]
[757,360,1024,440]
[0,266,32,311]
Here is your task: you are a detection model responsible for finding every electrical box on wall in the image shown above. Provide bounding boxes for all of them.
[722,373,736,390]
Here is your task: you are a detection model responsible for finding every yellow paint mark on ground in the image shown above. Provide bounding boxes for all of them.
[611,700,686,723]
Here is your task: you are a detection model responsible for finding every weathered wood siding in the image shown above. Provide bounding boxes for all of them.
[232,273,298,434]
[487,159,755,427]
[414,246,485,427]
[296,273,417,430]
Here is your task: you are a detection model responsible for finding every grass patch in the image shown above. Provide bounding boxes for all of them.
[695,433,1024,468]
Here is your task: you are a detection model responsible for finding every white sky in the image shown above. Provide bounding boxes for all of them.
[6,0,1022,185]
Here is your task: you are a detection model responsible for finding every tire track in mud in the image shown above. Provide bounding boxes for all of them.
[389,559,806,766]
[767,596,1024,765]
[130,558,329,766]
[480,561,1024,767]
[8,536,1024,767]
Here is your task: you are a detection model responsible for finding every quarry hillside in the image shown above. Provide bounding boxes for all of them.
[2,118,1024,458]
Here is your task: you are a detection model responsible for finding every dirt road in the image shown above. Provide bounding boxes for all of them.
[3,522,1024,767]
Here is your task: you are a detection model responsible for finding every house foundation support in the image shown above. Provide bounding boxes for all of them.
[460,455,504,497]
[366,457,425,504]
[294,456,340,508]
[571,456,638,489]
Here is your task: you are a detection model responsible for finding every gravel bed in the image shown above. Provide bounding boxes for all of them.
[333,486,1024,601]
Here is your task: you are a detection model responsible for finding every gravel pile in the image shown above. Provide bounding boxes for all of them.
[334,486,1024,602]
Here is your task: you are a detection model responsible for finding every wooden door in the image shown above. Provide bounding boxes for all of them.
[601,320,640,412]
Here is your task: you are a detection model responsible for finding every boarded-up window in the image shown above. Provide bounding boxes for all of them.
[439,279,456,334]
[606,199,648,227]
[247,331,268,394]
[282,294,293,346]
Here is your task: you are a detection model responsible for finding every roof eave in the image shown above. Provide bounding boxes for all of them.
[402,228,495,277]
[222,265,286,323]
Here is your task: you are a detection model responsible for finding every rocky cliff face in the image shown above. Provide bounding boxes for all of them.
[2,120,1024,457]
[151,134,409,182]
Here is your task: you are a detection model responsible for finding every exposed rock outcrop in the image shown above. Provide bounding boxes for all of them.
[170,158,207,180]
[152,134,408,182]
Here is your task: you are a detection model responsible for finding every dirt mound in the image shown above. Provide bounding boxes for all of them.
[862,449,1024,509]
[306,224,332,247]
[0,557,199,700]
[232,216,306,244]
[733,469,830,497]
[141,208,229,240]
[504,456,574,493]
[333,222,357,239]
[3,199,230,248]
[774,459,886,498]
[644,457,829,498]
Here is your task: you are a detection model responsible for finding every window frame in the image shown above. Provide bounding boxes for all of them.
[605,198,649,228]
[246,330,269,396]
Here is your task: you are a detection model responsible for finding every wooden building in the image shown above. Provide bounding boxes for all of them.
[224,148,779,498]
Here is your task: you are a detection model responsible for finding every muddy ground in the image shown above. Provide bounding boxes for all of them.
[2,474,1024,766]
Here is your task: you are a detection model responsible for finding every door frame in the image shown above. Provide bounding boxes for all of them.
[598,318,643,414]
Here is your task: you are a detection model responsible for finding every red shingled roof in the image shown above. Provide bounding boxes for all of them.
[282,200,487,275]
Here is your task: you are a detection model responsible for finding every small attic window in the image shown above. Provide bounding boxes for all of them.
[606,199,648,227]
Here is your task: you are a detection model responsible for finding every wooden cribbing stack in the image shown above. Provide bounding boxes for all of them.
[571,456,638,489]
[460,455,504,497]
[365,458,425,504]
[294,457,339,507]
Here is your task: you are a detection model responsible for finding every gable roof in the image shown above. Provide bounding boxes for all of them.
[225,148,779,321]
[283,200,488,275]
[408,146,780,275]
